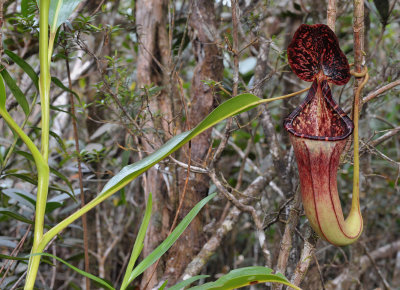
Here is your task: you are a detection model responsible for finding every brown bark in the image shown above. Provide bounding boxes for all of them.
[163,0,224,285]
[135,0,172,288]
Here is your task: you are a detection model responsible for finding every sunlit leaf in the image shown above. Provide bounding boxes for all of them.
[2,188,36,209]
[0,237,18,248]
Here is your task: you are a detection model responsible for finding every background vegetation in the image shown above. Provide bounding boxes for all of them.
[0,0,399,289]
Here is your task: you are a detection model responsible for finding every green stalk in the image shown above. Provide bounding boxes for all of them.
[24,0,52,288]
[39,0,51,162]
[0,110,45,172]
[0,108,50,289]
[1,94,38,169]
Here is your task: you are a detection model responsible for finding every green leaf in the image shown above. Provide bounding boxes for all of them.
[120,193,152,290]
[51,76,81,104]
[31,252,115,290]
[158,280,168,290]
[5,50,39,89]
[0,67,30,115]
[21,0,31,17]
[169,275,210,290]
[48,0,81,32]
[49,129,68,152]
[0,207,34,225]
[0,253,29,261]
[0,73,6,110]
[125,193,217,285]
[188,266,301,290]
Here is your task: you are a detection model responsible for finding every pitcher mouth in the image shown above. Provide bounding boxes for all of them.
[284,79,353,141]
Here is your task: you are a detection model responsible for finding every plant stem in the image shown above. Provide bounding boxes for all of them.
[0,109,49,290]
[25,0,51,288]
[1,94,38,169]
[351,0,365,226]
[39,1,51,162]
[327,0,336,32]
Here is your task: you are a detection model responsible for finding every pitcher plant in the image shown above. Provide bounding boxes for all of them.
[284,24,363,246]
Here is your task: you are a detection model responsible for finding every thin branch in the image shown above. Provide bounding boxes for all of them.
[231,0,239,97]
[263,197,294,230]
[363,79,400,104]
[169,156,208,174]
[367,126,400,148]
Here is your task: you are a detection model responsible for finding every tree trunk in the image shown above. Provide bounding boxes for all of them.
[135,0,173,288]
[163,0,224,285]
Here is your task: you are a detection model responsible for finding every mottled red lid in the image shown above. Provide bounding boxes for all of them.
[287,24,350,85]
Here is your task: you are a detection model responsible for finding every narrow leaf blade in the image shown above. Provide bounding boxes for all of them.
[0,207,34,225]
[0,74,6,110]
[120,193,153,290]
[0,253,29,261]
[126,193,217,285]
[51,76,81,104]
[0,67,30,115]
[5,50,39,89]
